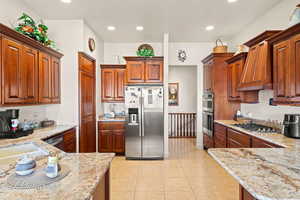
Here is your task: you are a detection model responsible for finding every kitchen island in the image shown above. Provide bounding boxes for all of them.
[0,125,114,200]
[209,120,300,200]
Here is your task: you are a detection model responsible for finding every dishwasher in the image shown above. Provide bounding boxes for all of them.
[43,133,64,151]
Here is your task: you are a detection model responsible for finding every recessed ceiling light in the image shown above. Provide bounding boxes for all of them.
[61,0,72,3]
[107,26,116,31]
[228,0,238,3]
[136,26,144,31]
[205,25,215,31]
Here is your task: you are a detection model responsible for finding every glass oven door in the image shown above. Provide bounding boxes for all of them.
[203,111,214,137]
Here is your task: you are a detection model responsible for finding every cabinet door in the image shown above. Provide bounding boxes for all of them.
[273,40,290,99]
[113,130,125,153]
[227,129,251,148]
[231,60,243,100]
[21,46,38,104]
[99,130,114,152]
[51,57,61,104]
[101,69,115,102]
[292,34,300,98]
[204,61,213,91]
[39,52,52,103]
[114,69,125,101]
[126,61,145,83]
[2,37,23,104]
[63,128,76,153]
[145,60,163,83]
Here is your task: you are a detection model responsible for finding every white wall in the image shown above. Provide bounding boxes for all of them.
[168,66,197,113]
[230,0,300,122]
[44,20,84,126]
[104,42,163,64]
[0,0,41,27]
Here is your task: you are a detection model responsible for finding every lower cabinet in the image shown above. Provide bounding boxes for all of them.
[213,122,283,149]
[252,137,283,148]
[214,123,227,148]
[203,134,214,149]
[240,186,257,200]
[63,128,77,153]
[227,128,251,148]
[98,121,125,154]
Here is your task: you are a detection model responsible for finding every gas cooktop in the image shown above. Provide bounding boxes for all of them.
[233,123,277,133]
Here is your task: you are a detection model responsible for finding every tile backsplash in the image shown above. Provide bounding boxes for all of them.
[0,106,48,123]
[241,90,300,121]
[103,103,125,115]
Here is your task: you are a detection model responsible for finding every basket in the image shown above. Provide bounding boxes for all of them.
[213,39,228,53]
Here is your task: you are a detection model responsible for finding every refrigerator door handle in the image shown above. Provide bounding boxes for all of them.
[138,97,142,137]
[141,96,145,137]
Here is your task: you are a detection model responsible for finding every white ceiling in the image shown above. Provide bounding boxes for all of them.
[23,0,282,42]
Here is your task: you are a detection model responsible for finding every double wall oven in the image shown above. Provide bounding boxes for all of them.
[203,91,214,147]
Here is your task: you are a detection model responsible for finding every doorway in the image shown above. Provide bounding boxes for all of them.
[168,65,197,138]
[78,52,96,152]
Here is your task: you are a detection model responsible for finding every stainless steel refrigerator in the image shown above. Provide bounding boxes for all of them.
[125,86,164,160]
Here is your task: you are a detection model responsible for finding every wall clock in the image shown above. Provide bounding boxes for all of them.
[88,38,96,52]
[178,50,187,62]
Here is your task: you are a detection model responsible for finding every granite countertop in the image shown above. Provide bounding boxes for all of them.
[0,125,115,200]
[98,116,126,122]
[209,120,300,200]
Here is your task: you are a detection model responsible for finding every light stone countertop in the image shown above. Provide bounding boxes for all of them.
[0,125,115,200]
[209,120,300,200]
[98,116,126,122]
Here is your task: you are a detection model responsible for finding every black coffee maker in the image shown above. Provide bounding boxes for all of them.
[283,114,300,139]
[0,109,33,139]
[0,109,19,132]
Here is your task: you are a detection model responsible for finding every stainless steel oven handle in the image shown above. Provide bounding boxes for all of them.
[139,97,142,137]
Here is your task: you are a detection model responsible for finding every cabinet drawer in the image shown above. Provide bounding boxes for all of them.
[227,129,251,148]
[98,121,125,130]
[252,137,283,148]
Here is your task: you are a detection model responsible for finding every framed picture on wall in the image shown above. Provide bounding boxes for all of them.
[169,83,179,106]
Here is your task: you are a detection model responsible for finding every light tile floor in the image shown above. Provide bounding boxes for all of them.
[111,138,239,200]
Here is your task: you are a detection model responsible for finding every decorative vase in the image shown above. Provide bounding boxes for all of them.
[289,4,300,27]
[234,45,246,56]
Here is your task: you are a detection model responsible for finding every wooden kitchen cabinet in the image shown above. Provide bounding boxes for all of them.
[98,121,125,154]
[101,65,125,102]
[203,60,213,91]
[269,23,300,105]
[2,37,39,104]
[214,123,227,148]
[203,134,214,149]
[238,31,281,92]
[0,23,63,106]
[124,57,163,84]
[227,128,251,148]
[240,186,257,200]
[226,53,259,103]
[63,128,77,153]
[252,137,283,148]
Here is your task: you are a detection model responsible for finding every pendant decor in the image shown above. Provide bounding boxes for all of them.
[178,50,187,62]
[88,38,96,52]
[14,13,56,49]
[136,44,154,57]
[289,4,300,27]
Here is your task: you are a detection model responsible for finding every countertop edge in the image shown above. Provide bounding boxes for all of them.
[208,149,275,200]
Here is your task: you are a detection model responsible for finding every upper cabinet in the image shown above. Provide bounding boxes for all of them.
[124,57,163,84]
[101,65,126,102]
[226,53,259,103]
[0,23,63,106]
[269,23,300,105]
[238,31,281,91]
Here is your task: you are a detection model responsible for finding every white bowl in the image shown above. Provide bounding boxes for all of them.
[16,169,34,176]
